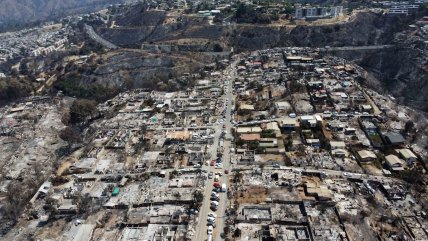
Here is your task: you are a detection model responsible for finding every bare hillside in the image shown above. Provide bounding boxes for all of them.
[0,0,123,30]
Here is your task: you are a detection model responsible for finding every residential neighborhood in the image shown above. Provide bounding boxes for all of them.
[0,47,427,241]
[0,0,427,240]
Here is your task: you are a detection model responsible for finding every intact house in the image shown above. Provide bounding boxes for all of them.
[385,154,406,172]
[396,148,417,166]
[329,141,347,158]
[305,138,321,148]
[275,101,292,113]
[356,150,377,162]
[383,132,406,147]
[240,133,261,142]
[279,118,300,132]
[236,127,262,134]
[300,115,319,128]
[329,141,346,150]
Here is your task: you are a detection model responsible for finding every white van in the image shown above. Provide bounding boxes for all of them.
[214,175,220,182]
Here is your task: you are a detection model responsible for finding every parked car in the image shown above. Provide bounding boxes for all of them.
[221,183,227,192]
[207,226,213,235]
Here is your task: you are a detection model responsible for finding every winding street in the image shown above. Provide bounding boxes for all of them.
[84,24,118,49]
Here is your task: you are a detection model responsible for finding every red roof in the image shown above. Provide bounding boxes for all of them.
[240,133,261,141]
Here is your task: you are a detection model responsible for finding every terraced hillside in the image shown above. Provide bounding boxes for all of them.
[97,10,425,51]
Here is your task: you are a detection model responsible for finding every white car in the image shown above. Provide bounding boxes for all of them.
[207,226,213,234]
[208,212,217,218]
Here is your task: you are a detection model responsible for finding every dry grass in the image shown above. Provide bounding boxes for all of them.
[322,121,332,140]
[35,219,67,240]
[363,164,383,175]
[56,157,75,176]
[236,186,267,204]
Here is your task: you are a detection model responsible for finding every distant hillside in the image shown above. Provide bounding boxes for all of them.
[0,0,124,31]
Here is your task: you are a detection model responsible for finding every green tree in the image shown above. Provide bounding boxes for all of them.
[59,127,82,143]
[77,193,92,214]
[192,190,204,208]
[404,120,414,135]
[397,169,424,184]
[283,0,294,14]
[289,80,306,93]
[213,43,223,52]
[261,129,276,138]
[45,197,59,216]
[233,228,242,237]
[286,134,293,149]
[3,181,28,223]
[170,170,179,179]
[69,99,97,124]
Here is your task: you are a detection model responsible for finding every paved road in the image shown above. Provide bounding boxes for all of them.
[154,125,215,131]
[36,74,56,94]
[214,58,237,241]
[84,24,118,49]
[192,57,239,241]
[354,82,382,115]
[320,45,394,52]
[192,100,222,241]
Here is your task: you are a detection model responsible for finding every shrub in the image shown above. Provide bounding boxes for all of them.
[69,99,97,124]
